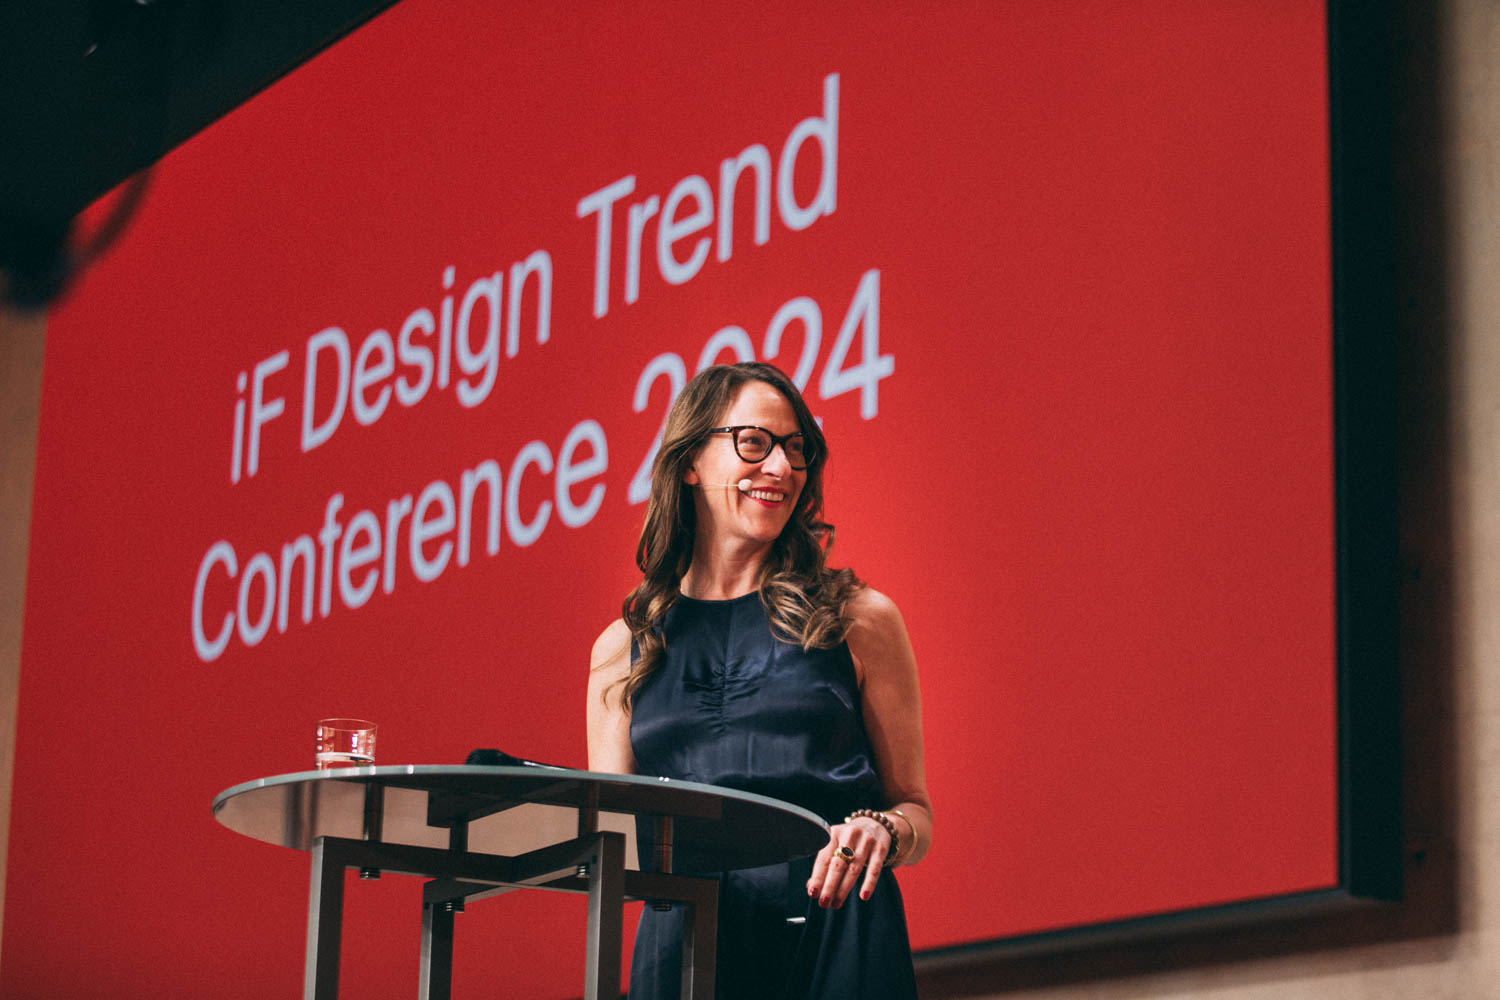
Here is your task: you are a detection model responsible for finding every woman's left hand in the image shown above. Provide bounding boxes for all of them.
[806,815,891,908]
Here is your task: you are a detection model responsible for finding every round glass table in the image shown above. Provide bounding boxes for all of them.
[214,764,828,1000]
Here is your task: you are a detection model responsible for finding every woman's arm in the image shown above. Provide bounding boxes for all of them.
[850,587,933,865]
[586,618,637,774]
[807,587,933,908]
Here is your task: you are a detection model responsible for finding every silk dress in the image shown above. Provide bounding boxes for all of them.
[627,590,918,999]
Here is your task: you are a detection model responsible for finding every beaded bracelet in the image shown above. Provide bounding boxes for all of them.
[888,808,918,859]
[845,808,901,866]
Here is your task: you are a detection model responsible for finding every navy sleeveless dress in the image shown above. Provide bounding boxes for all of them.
[628,591,918,999]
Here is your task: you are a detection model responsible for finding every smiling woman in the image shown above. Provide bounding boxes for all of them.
[587,362,932,999]
[685,384,810,554]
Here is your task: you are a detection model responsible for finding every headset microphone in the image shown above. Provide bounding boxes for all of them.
[698,479,753,492]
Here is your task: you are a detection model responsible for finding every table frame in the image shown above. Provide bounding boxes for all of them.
[301,828,717,1000]
[215,766,826,999]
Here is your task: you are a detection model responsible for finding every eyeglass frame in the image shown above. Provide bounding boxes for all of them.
[705,425,815,470]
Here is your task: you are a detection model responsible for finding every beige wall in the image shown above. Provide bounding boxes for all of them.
[0,303,44,944]
[0,1,1494,995]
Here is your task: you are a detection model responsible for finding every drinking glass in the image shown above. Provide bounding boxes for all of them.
[314,718,377,769]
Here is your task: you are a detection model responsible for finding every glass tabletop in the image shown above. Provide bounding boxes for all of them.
[213,765,830,873]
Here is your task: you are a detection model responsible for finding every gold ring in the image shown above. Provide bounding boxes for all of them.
[837,845,856,862]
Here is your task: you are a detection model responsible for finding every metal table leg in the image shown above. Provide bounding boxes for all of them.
[419,898,456,1000]
[679,876,718,1000]
[583,832,625,1000]
[304,838,345,1000]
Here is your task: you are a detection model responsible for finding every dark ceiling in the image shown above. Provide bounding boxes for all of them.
[0,0,398,305]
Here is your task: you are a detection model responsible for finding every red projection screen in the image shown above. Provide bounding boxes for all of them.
[5,2,1399,996]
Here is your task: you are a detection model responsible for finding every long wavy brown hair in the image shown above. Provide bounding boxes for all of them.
[616,362,862,711]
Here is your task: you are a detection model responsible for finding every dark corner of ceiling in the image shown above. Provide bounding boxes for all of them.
[0,0,399,308]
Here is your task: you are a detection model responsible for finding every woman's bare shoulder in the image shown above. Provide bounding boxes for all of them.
[590,618,632,673]
[844,585,915,683]
[846,585,905,631]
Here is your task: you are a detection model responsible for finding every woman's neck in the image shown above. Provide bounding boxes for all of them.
[680,537,770,600]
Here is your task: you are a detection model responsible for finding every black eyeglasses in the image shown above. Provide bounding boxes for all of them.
[706,426,814,469]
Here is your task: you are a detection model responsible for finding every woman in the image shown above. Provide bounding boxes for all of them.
[588,362,931,999]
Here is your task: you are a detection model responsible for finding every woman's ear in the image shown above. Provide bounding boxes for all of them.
[683,465,700,486]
